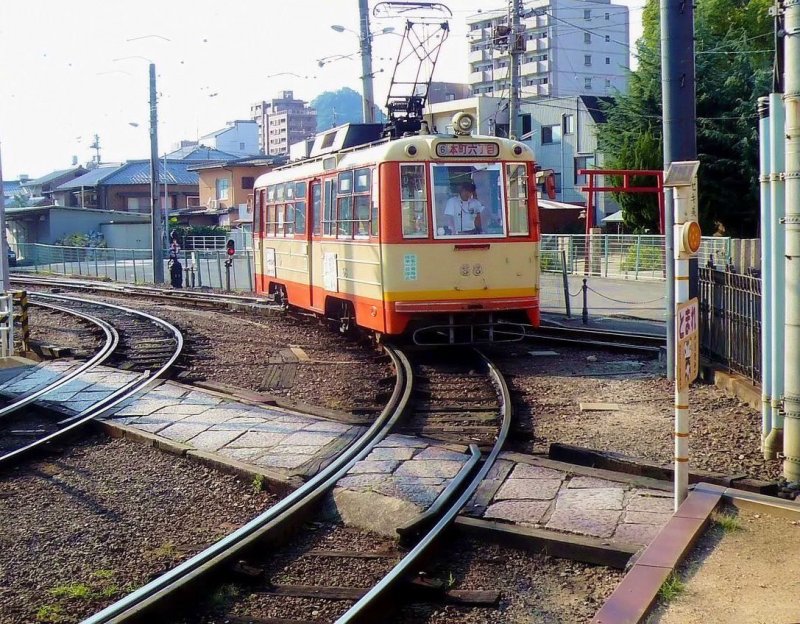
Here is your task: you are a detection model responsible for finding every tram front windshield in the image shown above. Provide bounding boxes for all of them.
[431,164,505,238]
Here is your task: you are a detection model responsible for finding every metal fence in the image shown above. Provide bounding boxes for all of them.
[698,265,761,384]
[540,234,731,280]
[12,243,256,291]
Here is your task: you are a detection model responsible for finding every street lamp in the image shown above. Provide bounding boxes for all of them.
[330,17,395,123]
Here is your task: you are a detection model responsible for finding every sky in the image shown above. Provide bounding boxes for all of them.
[0,0,645,180]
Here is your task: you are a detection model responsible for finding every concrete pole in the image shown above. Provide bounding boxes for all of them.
[358,0,376,124]
[665,187,675,381]
[508,0,523,139]
[783,0,800,485]
[0,143,10,291]
[149,63,164,283]
[660,0,698,294]
[765,92,786,458]
[673,186,692,510]
[758,97,773,453]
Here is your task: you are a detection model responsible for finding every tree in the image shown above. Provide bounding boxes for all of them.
[311,87,386,131]
[598,0,773,236]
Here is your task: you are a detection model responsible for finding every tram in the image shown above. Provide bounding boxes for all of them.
[252,112,541,344]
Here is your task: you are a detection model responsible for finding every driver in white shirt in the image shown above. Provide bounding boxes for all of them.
[444,181,484,235]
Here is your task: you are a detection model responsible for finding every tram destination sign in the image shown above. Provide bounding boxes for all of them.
[435,142,499,158]
[676,297,699,391]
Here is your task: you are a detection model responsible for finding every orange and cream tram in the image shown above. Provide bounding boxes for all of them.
[252,113,541,344]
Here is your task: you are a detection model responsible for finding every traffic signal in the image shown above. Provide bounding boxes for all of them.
[226,239,235,256]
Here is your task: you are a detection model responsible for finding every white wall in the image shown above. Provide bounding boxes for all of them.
[206,122,260,156]
[100,222,152,249]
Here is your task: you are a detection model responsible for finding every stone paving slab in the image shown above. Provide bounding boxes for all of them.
[464,453,674,548]
[0,360,676,551]
[0,361,366,481]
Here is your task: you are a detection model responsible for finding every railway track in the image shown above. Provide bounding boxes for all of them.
[82,347,512,624]
[525,324,665,353]
[10,274,281,313]
[0,293,183,468]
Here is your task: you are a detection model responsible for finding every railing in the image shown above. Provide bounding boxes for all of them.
[182,236,227,250]
[698,265,761,384]
[540,234,731,280]
[10,242,255,292]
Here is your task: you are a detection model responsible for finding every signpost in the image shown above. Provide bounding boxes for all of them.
[664,160,701,510]
[676,298,699,392]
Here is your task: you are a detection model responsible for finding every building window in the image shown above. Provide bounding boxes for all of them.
[606,78,612,88]
[541,124,562,145]
[242,176,255,190]
[585,77,593,90]
[605,35,611,42]
[563,114,575,135]
[584,55,592,66]
[606,57,611,65]
[605,12,610,20]
[584,33,591,44]
[574,155,595,185]
[584,9,591,20]
[239,142,245,150]
[216,178,230,201]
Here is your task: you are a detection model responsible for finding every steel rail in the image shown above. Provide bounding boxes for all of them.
[10,275,268,306]
[336,348,512,624]
[0,294,183,468]
[82,346,414,624]
[0,300,118,420]
[529,325,666,346]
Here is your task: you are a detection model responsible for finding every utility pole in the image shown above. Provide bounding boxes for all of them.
[661,0,697,384]
[782,0,800,488]
[660,0,698,509]
[0,143,10,291]
[149,63,164,284]
[508,0,523,139]
[90,134,101,165]
[358,0,376,123]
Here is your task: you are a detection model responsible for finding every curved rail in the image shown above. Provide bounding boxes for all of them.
[527,325,665,353]
[82,345,414,624]
[10,274,273,308]
[336,348,512,623]
[0,294,183,468]
[0,301,119,419]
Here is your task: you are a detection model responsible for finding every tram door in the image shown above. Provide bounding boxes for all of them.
[309,181,322,311]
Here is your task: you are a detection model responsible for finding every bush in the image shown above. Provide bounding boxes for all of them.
[620,244,662,272]
[170,225,229,240]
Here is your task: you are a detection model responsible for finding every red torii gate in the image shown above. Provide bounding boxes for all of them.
[578,169,665,235]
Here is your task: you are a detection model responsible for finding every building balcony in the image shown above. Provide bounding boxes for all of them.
[493,66,509,80]
[469,70,491,84]
[469,49,488,63]
[521,59,549,75]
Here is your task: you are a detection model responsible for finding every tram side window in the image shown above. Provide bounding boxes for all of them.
[506,164,530,236]
[312,182,321,235]
[400,164,428,238]
[295,181,307,235]
[323,179,335,236]
[354,168,371,237]
[253,189,263,237]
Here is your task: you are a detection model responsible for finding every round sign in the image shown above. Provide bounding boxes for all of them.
[682,221,702,254]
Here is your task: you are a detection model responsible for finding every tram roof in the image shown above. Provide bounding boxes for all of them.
[255,134,535,188]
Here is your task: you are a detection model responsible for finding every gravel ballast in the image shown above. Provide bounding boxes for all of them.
[30,291,392,414]
[494,346,780,481]
[0,434,278,624]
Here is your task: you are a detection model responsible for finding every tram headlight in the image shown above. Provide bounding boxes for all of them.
[452,112,475,136]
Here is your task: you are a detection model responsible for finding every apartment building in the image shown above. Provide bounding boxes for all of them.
[251,91,317,157]
[467,0,629,99]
